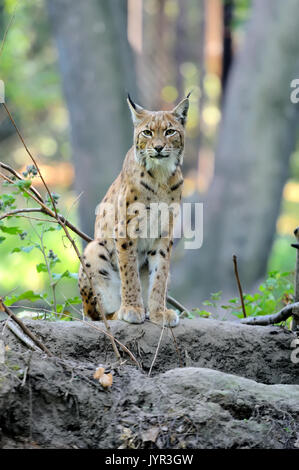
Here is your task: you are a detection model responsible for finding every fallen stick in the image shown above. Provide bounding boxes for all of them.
[0,299,52,356]
[6,320,41,352]
[239,301,299,326]
[167,294,189,315]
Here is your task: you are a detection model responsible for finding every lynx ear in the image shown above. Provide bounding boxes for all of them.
[171,96,190,126]
[127,94,146,125]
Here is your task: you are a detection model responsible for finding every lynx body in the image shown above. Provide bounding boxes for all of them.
[78,95,189,327]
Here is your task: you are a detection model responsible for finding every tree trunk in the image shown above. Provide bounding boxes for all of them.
[221,0,234,93]
[46,0,137,239]
[173,0,299,306]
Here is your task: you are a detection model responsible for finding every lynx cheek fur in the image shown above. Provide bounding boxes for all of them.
[78,95,189,327]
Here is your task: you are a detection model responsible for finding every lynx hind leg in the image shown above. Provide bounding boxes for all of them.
[78,240,121,320]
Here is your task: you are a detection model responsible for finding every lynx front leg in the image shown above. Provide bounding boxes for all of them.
[116,238,145,324]
[148,239,179,327]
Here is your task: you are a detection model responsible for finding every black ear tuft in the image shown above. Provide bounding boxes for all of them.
[127,93,137,110]
[186,90,192,99]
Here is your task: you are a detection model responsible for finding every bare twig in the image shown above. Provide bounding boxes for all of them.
[37,225,57,314]
[291,227,299,331]
[148,326,165,377]
[0,299,52,356]
[87,321,140,368]
[0,207,44,221]
[2,103,59,218]
[167,294,189,315]
[239,301,299,326]
[0,0,19,59]
[233,254,247,318]
[21,351,33,387]
[169,328,183,368]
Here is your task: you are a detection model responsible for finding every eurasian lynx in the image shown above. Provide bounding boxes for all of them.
[78,95,189,327]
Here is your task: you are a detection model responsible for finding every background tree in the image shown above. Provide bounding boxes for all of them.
[173,0,299,305]
[47,0,137,238]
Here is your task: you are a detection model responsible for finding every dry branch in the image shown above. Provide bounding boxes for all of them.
[233,254,247,318]
[6,320,41,352]
[0,299,52,356]
[239,301,299,326]
[0,207,44,221]
[291,227,299,331]
[167,294,189,315]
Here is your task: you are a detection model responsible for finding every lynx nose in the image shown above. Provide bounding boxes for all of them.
[154,145,164,153]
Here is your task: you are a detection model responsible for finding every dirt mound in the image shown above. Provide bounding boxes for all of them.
[0,318,298,448]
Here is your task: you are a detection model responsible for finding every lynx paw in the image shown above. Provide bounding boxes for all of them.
[117,305,145,324]
[149,309,179,328]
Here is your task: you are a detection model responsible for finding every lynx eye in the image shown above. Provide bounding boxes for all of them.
[142,129,153,137]
[165,129,176,136]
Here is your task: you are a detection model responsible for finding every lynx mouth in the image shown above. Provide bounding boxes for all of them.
[150,153,169,159]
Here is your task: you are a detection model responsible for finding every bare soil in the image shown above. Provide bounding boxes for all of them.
[0,318,298,449]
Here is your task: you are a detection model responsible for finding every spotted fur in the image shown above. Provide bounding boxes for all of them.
[78,96,189,327]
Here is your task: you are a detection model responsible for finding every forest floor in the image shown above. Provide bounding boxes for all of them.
[0,317,298,449]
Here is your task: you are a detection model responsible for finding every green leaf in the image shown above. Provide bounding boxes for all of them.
[0,225,23,234]
[36,263,48,273]
[11,245,35,254]
[210,291,222,301]
[65,296,81,305]
[193,309,211,318]
[21,245,35,253]
[14,179,32,190]
[52,270,78,282]
[0,236,6,243]
[5,290,43,306]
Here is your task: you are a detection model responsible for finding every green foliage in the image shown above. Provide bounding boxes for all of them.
[0,184,81,320]
[193,271,294,325]
[1,0,62,120]
[231,0,252,31]
[189,309,211,319]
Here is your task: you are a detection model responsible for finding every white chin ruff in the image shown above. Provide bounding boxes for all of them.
[140,152,182,179]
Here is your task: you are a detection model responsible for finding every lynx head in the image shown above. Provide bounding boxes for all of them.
[127,94,190,176]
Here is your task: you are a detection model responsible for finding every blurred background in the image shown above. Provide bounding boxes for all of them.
[0,0,299,311]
